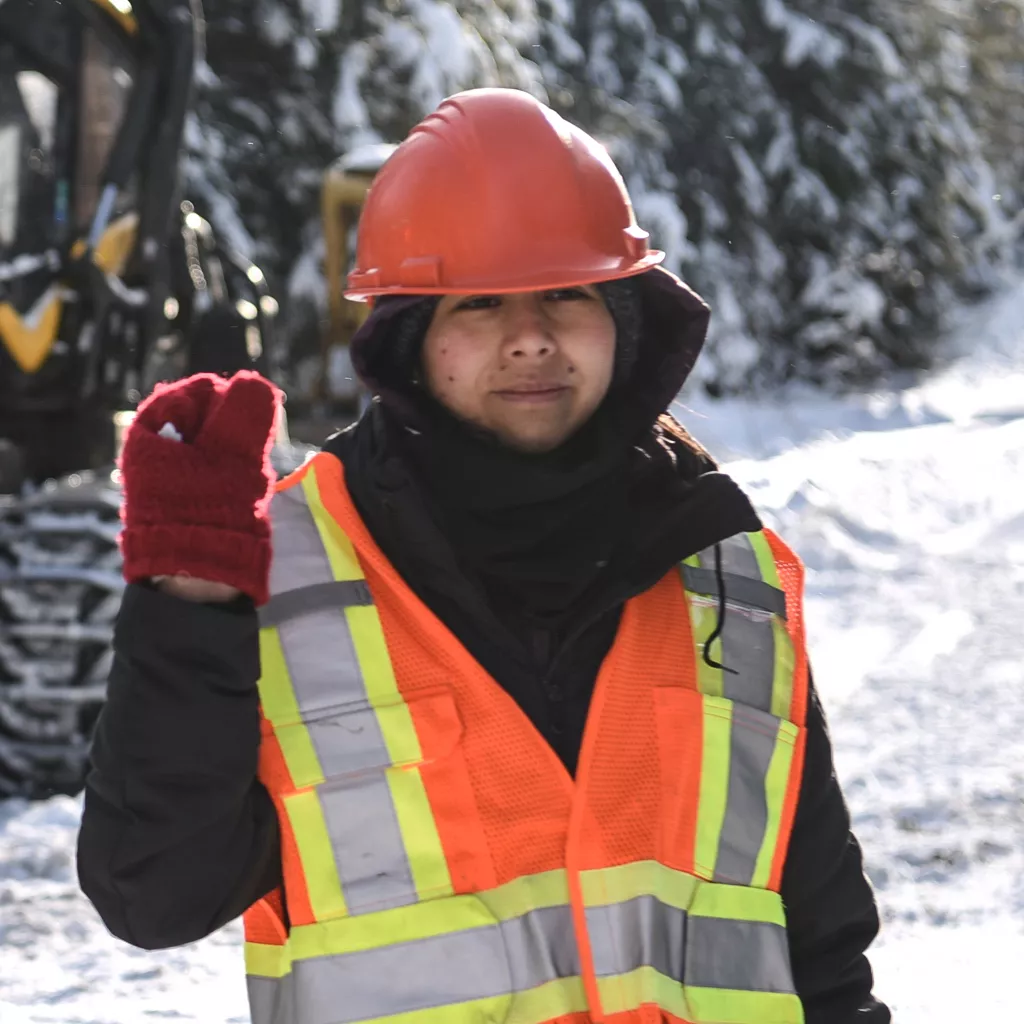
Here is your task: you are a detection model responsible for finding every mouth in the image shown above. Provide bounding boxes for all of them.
[493,384,570,404]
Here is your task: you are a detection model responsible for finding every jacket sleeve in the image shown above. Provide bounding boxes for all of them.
[76,582,282,950]
[781,675,890,1023]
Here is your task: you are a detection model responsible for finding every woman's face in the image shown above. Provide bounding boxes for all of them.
[421,285,617,453]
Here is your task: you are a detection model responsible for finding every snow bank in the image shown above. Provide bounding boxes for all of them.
[0,796,249,1022]
[870,922,1024,1020]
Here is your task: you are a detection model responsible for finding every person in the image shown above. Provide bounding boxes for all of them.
[77,88,890,1024]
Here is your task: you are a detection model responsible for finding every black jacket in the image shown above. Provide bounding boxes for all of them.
[78,268,889,1023]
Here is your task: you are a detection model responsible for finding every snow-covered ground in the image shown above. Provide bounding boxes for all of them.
[678,274,1024,1021]
[3,276,1024,1021]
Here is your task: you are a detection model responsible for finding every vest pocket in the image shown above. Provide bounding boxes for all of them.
[280,690,468,919]
[298,689,463,781]
[683,880,802,1024]
[653,686,802,889]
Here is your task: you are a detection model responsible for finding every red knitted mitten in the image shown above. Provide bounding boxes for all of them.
[118,371,283,605]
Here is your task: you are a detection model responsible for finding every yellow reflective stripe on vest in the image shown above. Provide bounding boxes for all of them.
[597,973,802,1024]
[687,591,727,697]
[580,859,695,909]
[750,717,800,889]
[693,696,731,880]
[282,787,347,920]
[686,989,803,1024]
[770,613,797,720]
[258,627,323,787]
[596,968,689,1018]
[681,532,800,887]
[258,464,452,919]
[246,870,587,1024]
[580,863,800,1023]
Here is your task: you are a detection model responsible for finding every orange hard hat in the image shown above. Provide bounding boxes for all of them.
[345,88,665,301]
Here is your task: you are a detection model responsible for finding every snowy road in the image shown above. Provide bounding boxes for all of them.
[3,280,1024,1021]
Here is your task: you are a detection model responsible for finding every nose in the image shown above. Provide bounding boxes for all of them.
[503,300,555,360]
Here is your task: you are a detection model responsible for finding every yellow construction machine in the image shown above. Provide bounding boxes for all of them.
[0,0,392,798]
[0,0,280,797]
[311,143,395,422]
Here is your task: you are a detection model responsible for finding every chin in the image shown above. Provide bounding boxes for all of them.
[508,438,563,454]
[495,426,574,454]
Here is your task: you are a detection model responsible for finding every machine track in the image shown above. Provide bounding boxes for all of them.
[0,470,123,798]
[0,442,311,799]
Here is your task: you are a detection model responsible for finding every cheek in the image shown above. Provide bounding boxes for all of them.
[423,333,484,402]
[438,348,455,384]
[566,321,616,386]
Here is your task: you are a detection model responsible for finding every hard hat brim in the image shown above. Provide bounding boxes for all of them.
[345,250,666,302]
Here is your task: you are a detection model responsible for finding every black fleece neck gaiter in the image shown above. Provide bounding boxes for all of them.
[394,395,632,621]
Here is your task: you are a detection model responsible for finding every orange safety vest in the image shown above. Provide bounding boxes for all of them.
[243,451,809,1024]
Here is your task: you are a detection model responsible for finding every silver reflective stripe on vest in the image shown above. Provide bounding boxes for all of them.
[714,705,782,886]
[266,487,371,718]
[265,484,418,914]
[248,906,581,1024]
[688,534,779,714]
[315,771,417,911]
[248,976,290,1024]
[713,532,761,579]
[259,579,373,628]
[681,565,787,619]
[503,904,582,987]
[686,918,795,993]
[587,898,794,993]
[587,896,686,980]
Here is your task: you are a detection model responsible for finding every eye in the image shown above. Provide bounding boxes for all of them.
[454,295,501,311]
[544,287,591,302]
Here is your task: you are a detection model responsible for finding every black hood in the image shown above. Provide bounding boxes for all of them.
[348,266,711,441]
[334,264,746,634]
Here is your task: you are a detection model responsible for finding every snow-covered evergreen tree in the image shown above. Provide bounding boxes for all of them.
[742,0,1005,386]
[187,0,336,274]
[187,0,546,396]
[535,0,1007,390]
[961,0,1024,215]
[185,0,1014,399]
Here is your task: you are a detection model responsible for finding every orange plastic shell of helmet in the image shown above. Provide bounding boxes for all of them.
[345,88,665,301]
